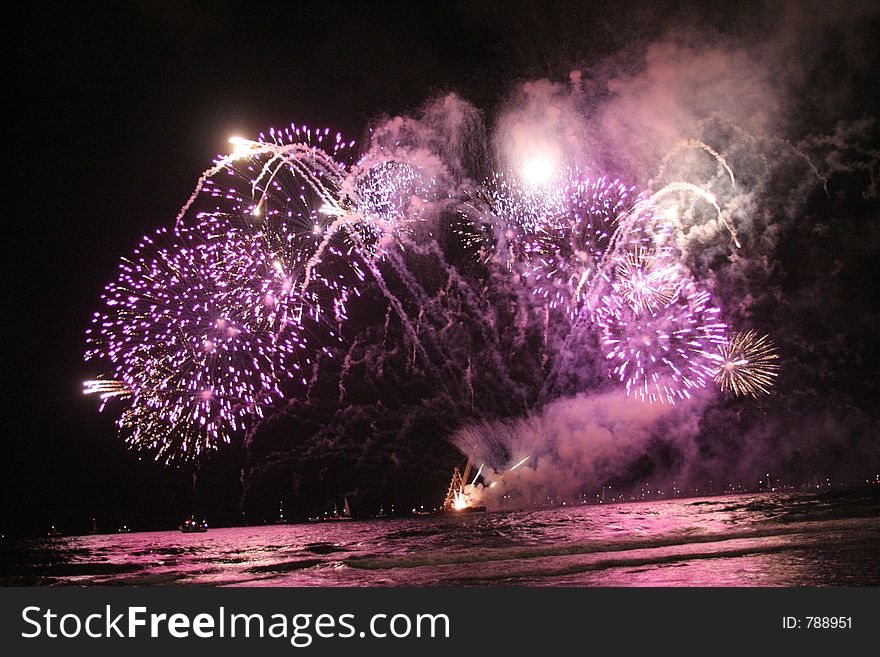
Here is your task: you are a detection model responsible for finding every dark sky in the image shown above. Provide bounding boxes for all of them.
[4,1,878,534]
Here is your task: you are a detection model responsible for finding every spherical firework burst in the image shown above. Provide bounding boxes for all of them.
[84,218,328,461]
[712,330,780,397]
[594,278,728,404]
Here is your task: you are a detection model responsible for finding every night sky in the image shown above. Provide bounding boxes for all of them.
[5,1,879,535]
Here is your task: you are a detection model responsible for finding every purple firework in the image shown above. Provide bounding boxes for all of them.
[612,247,683,315]
[457,172,566,269]
[84,218,333,461]
[523,174,655,319]
[348,158,446,260]
[593,276,728,404]
[193,125,364,323]
[82,115,752,462]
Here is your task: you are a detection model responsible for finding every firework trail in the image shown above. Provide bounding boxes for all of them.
[648,182,741,249]
[656,139,737,188]
[86,124,468,460]
[187,126,360,306]
[178,127,354,222]
[711,330,780,397]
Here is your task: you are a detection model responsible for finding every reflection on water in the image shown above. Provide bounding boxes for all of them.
[2,490,878,586]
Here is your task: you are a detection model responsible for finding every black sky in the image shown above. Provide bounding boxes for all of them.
[4,1,878,534]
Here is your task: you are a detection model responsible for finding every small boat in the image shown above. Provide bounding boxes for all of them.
[375,505,387,519]
[310,497,354,521]
[46,525,61,537]
[179,517,208,533]
[328,497,353,521]
[437,463,487,513]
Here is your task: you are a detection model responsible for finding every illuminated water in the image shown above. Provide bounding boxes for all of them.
[3,490,879,586]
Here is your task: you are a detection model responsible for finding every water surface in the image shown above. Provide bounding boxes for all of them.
[3,490,878,586]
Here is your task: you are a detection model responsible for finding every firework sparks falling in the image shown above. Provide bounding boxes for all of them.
[712,330,780,397]
[177,125,355,227]
[460,169,668,321]
[189,124,365,310]
[84,124,458,460]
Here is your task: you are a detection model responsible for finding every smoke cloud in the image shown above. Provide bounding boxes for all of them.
[453,390,709,508]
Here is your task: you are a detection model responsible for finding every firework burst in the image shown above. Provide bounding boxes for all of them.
[613,247,682,314]
[712,330,780,397]
[190,125,366,322]
[524,174,658,319]
[456,172,565,269]
[84,219,330,461]
[84,115,769,462]
[594,278,728,404]
[347,158,446,259]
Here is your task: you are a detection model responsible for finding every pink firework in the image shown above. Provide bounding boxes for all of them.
[84,218,338,461]
[348,158,446,259]
[192,124,363,322]
[524,174,655,319]
[594,277,728,404]
[457,172,566,269]
[612,247,683,314]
